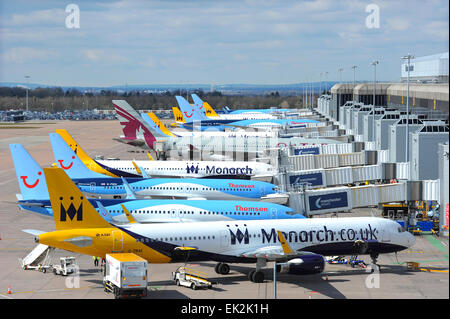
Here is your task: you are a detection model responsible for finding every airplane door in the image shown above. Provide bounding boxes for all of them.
[220,230,229,248]
[89,182,96,192]
[271,208,277,219]
[112,230,123,252]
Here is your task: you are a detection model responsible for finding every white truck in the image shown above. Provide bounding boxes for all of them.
[52,257,77,276]
[172,266,213,290]
[103,253,148,299]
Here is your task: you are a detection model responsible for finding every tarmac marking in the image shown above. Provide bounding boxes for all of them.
[10,285,100,295]
[424,235,448,253]
[0,294,14,299]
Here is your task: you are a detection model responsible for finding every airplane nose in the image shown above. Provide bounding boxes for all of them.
[406,232,416,248]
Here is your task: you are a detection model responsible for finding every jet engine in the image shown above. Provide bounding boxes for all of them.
[276,254,325,275]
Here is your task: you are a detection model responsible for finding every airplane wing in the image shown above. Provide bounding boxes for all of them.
[238,231,316,261]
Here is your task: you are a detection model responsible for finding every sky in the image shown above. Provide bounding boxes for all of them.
[0,0,448,87]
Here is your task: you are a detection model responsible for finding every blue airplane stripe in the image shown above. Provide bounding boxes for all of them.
[93,160,142,178]
[116,226,255,264]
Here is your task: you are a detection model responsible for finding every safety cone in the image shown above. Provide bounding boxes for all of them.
[325,274,329,281]
[7,285,11,294]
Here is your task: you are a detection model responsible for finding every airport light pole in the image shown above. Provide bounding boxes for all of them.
[25,75,30,112]
[324,72,329,94]
[371,61,379,142]
[402,54,414,162]
[338,68,343,109]
[351,65,357,102]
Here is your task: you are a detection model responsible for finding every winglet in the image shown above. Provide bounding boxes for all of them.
[120,176,137,199]
[131,161,149,178]
[277,230,294,255]
[120,204,137,224]
[95,201,116,223]
[146,152,154,161]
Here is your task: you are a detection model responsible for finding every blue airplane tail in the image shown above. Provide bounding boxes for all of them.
[175,95,204,123]
[49,133,107,179]
[9,144,50,200]
[191,94,208,119]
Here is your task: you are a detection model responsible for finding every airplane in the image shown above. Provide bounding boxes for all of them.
[180,95,323,132]
[28,167,416,283]
[55,129,276,180]
[47,134,280,199]
[16,165,302,222]
[191,94,277,120]
[112,99,341,154]
[222,105,293,115]
[12,142,280,204]
[142,110,276,139]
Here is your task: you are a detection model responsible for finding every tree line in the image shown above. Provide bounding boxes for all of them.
[0,86,312,112]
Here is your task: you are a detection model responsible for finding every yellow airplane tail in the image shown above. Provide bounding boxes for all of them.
[172,107,186,123]
[44,167,113,230]
[147,113,176,137]
[55,129,118,177]
[204,102,219,118]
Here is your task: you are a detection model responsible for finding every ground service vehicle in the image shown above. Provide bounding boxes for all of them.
[103,253,148,299]
[172,266,213,290]
[52,257,77,276]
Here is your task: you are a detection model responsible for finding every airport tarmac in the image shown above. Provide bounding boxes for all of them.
[0,120,448,299]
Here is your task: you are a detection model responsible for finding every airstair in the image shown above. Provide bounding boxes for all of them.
[19,244,55,272]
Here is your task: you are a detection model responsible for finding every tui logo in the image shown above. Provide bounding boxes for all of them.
[20,171,42,188]
[60,198,83,221]
[58,156,75,170]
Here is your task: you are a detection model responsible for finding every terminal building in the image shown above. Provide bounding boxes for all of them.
[329,52,449,117]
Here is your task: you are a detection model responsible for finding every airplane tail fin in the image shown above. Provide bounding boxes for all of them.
[191,94,208,119]
[148,113,177,137]
[140,113,165,136]
[9,144,50,200]
[55,129,119,178]
[172,107,186,123]
[204,102,219,118]
[175,96,204,122]
[43,167,113,230]
[112,100,159,148]
[49,133,106,179]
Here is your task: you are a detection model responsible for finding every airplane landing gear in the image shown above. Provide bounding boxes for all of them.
[248,258,266,283]
[369,253,380,273]
[248,270,264,283]
[215,262,230,275]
